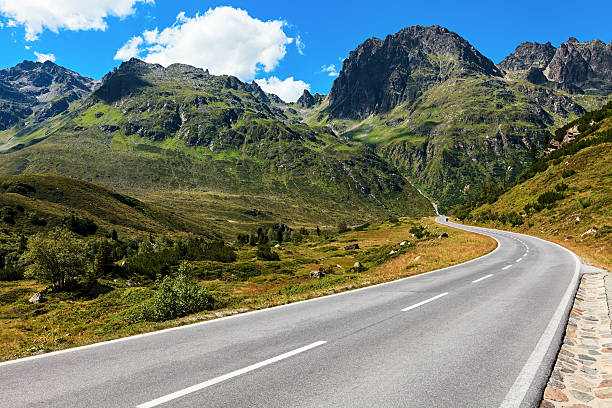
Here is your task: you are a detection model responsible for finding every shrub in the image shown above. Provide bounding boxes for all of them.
[0,267,24,281]
[409,225,427,239]
[537,191,564,208]
[148,272,217,321]
[256,245,280,261]
[555,183,568,192]
[337,222,350,234]
[562,169,576,178]
[60,215,98,236]
[24,228,87,290]
[507,211,524,227]
[579,198,591,209]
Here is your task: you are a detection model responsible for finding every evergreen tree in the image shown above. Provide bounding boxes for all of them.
[93,239,114,277]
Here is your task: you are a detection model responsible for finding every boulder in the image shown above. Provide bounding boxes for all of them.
[310,269,326,279]
[353,262,362,268]
[400,240,408,246]
[344,243,360,250]
[28,292,45,304]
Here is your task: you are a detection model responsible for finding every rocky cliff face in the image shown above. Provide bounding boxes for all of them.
[0,60,98,130]
[327,25,502,119]
[295,90,325,108]
[499,41,556,71]
[500,38,612,94]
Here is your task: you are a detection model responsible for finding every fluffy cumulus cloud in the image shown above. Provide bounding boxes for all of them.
[33,51,55,62]
[114,35,143,60]
[255,76,309,103]
[321,64,339,77]
[0,0,153,41]
[114,7,293,81]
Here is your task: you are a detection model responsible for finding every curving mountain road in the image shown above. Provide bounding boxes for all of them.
[0,217,581,407]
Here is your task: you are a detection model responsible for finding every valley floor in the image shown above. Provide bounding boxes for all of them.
[0,217,495,361]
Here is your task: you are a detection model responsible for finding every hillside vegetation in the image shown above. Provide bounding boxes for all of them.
[455,102,612,268]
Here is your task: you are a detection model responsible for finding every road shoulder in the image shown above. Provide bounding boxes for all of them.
[541,271,612,407]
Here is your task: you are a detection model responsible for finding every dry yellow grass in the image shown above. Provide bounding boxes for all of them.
[0,218,496,361]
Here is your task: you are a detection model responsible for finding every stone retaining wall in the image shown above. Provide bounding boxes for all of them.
[541,272,612,407]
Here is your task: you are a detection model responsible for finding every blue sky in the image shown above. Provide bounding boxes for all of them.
[1,0,610,101]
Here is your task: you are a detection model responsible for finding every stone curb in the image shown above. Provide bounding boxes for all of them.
[541,272,612,408]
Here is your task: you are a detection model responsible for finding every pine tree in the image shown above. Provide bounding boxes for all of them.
[93,239,113,277]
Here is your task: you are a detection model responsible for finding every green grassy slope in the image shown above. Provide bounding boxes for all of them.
[308,72,608,211]
[0,59,434,224]
[0,174,211,239]
[460,103,612,268]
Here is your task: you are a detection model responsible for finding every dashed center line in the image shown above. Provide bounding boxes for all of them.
[502,265,512,270]
[401,293,448,312]
[136,341,327,408]
[472,274,494,283]
[516,258,522,263]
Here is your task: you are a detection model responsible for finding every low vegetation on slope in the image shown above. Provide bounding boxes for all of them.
[454,102,612,268]
[0,59,434,223]
[0,217,495,361]
[0,174,211,239]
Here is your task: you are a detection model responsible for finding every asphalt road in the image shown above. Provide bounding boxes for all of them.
[0,217,581,407]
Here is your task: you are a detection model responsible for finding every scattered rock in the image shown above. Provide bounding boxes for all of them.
[126,279,135,287]
[310,269,326,279]
[581,227,598,237]
[413,255,422,262]
[344,243,359,250]
[576,216,581,222]
[399,240,408,246]
[353,262,362,269]
[274,243,281,248]
[389,249,398,255]
[28,292,45,304]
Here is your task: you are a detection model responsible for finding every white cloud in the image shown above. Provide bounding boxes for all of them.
[34,51,55,63]
[115,7,293,81]
[321,64,339,77]
[295,35,305,55]
[24,45,29,50]
[255,76,310,103]
[0,0,153,41]
[114,35,143,60]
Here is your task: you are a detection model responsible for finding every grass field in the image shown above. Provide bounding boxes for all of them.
[0,217,496,361]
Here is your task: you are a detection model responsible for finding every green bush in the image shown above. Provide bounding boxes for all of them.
[579,198,591,209]
[148,272,217,321]
[561,169,576,178]
[256,245,280,261]
[409,225,427,239]
[0,267,24,281]
[24,228,87,290]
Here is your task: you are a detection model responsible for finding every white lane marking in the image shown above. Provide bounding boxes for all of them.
[472,274,494,283]
[516,258,522,263]
[401,293,448,312]
[137,341,327,408]
[502,265,512,270]
[499,251,581,407]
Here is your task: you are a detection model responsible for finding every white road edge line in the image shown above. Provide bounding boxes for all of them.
[442,217,581,408]
[502,265,512,270]
[0,224,502,368]
[472,274,493,283]
[136,341,327,408]
[401,292,448,312]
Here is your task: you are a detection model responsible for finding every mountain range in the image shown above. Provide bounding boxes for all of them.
[0,25,610,230]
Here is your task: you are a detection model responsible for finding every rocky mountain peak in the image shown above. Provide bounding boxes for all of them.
[296,89,325,108]
[498,41,557,71]
[0,60,98,130]
[327,25,501,119]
